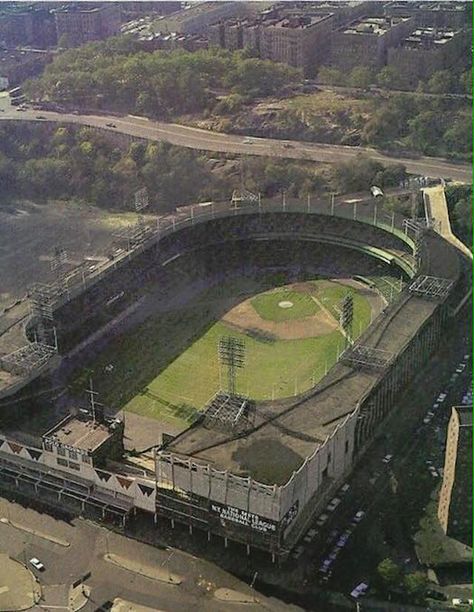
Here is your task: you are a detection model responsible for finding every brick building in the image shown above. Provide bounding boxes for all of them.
[329,15,415,71]
[53,3,121,47]
[387,27,471,86]
[438,406,472,547]
[260,13,334,76]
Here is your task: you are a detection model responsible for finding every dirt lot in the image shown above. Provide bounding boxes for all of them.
[0,200,136,310]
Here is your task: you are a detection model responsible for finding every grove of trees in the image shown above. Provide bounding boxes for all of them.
[24,37,300,119]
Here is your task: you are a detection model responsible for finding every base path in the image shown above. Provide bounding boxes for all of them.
[0,110,471,182]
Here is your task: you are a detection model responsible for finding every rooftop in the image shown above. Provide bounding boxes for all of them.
[401,27,461,49]
[273,13,333,29]
[43,415,117,453]
[341,16,411,36]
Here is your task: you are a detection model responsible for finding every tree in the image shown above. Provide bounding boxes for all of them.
[348,66,373,90]
[427,70,457,94]
[377,558,402,591]
[407,111,445,154]
[57,33,72,49]
[403,572,428,603]
[444,114,472,155]
[459,70,472,94]
[332,155,384,193]
[376,66,408,90]
[317,66,344,86]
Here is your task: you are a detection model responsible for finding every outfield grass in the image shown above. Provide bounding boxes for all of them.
[251,288,319,322]
[312,280,372,336]
[72,279,374,427]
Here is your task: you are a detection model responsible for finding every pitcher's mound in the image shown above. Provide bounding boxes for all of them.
[278,301,294,309]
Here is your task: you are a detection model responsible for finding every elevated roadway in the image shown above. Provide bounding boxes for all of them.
[0,108,472,183]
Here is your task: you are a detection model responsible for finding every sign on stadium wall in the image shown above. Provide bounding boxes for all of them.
[210,500,299,534]
[210,502,277,534]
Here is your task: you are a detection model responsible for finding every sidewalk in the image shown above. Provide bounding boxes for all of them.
[424,185,472,260]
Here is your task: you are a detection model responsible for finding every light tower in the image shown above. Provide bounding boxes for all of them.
[340,293,354,346]
[218,336,246,397]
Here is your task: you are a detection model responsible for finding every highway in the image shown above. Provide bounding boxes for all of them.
[1,107,472,183]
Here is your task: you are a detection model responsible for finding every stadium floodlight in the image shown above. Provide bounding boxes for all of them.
[134,187,149,212]
[218,336,246,396]
[50,246,68,272]
[339,294,354,344]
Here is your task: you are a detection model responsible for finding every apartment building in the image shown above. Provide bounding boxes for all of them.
[329,15,415,71]
[260,13,334,76]
[53,3,121,47]
[387,27,471,85]
[438,406,472,547]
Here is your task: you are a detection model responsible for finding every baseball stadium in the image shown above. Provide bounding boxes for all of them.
[0,193,467,560]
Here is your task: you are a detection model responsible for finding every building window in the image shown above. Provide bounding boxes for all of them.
[328,452,332,464]
[57,446,66,456]
[345,441,349,454]
[69,462,80,471]
[82,454,91,464]
[68,449,78,461]
[57,457,68,467]
[43,441,53,452]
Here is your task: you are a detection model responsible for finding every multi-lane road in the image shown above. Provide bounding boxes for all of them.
[1,107,472,183]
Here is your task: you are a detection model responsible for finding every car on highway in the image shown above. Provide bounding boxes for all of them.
[106,122,117,128]
[452,598,473,607]
[29,557,45,571]
[283,143,294,148]
[243,137,253,144]
[36,115,47,120]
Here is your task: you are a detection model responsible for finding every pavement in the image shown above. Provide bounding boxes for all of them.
[424,185,473,260]
[0,498,302,612]
[0,554,40,611]
[0,106,471,182]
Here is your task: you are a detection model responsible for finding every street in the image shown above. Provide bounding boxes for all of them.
[0,103,471,183]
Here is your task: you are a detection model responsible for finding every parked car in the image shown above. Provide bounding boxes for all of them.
[326,497,342,512]
[316,513,329,527]
[29,557,45,571]
[340,483,350,494]
[351,511,365,525]
[426,589,447,601]
[350,582,369,599]
[382,454,393,464]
